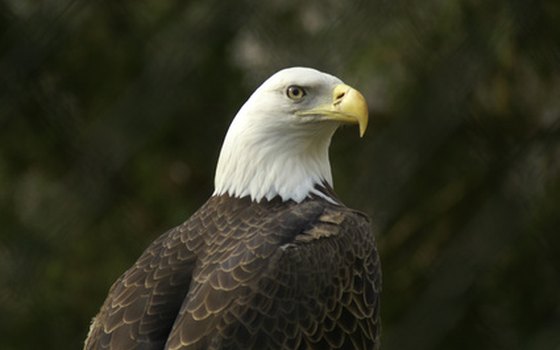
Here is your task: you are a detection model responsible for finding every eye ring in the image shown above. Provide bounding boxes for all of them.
[286,85,306,100]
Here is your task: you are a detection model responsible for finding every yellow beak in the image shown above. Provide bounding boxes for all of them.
[297,83,369,137]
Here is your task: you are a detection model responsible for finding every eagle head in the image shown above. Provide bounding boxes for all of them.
[214,67,368,203]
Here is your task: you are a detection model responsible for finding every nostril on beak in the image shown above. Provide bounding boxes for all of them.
[335,91,346,101]
[333,84,352,105]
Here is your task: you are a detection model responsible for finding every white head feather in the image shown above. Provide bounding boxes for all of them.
[213,67,346,203]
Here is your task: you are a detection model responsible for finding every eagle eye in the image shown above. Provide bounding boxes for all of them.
[286,85,306,100]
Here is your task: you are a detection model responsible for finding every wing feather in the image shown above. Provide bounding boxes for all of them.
[84,220,202,349]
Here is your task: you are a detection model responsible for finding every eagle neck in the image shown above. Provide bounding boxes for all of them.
[213,120,337,204]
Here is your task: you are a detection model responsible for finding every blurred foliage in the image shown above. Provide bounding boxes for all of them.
[0,0,559,349]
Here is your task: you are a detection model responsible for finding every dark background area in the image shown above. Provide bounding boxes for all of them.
[1,0,559,349]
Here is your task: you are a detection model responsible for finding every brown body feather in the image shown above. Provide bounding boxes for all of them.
[85,194,381,350]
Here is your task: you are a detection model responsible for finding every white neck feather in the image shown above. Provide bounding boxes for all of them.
[213,113,337,203]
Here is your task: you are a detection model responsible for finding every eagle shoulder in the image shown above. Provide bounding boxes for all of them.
[84,207,207,349]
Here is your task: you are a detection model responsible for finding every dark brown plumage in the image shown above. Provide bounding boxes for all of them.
[85,193,380,349]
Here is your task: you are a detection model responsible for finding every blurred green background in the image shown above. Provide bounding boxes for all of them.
[1,0,559,349]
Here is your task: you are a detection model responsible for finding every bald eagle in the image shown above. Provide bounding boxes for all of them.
[85,67,381,350]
